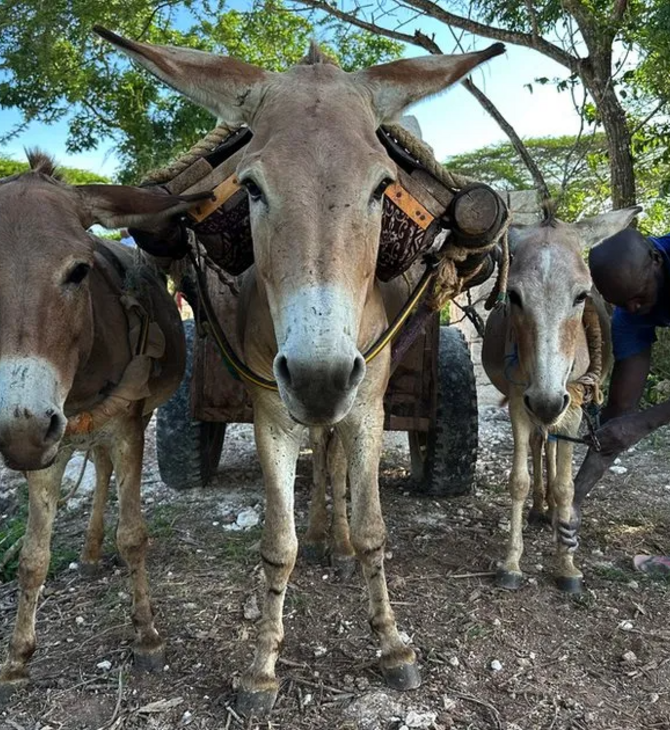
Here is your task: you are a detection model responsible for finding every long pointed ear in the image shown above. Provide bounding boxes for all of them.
[93,26,273,125]
[76,186,212,230]
[354,43,505,124]
[575,205,643,250]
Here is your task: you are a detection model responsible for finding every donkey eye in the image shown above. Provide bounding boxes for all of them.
[64,263,91,286]
[574,291,588,306]
[507,290,522,308]
[371,177,393,203]
[241,179,265,203]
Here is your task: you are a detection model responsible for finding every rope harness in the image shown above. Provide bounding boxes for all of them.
[65,250,166,437]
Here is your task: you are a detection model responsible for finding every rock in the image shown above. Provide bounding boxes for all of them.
[96,660,112,671]
[355,676,370,691]
[75,616,85,626]
[399,630,412,645]
[68,562,79,571]
[609,465,628,475]
[448,656,460,668]
[343,691,404,730]
[405,710,437,728]
[314,645,328,658]
[621,651,637,664]
[619,620,634,632]
[236,507,261,529]
[243,594,261,622]
[181,710,193,725]
[489,659,503,672]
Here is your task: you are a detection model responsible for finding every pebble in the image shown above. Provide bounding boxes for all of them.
[303,693,313,706]
[489,659,503,672]
[96,660,112,671]
[182,710,193,725]
[243,594,261,622]
[650,693,660,703]
[621,650,637,664]
[355,676,370,690]
[313,645,328,658]
[405,710,437,728]
[448,656,460,668]
[236,507,260,529]
[627,580,639,590]
[619,620,634,632]
[399,630,412,645]
[68,562,79,571]
[609,465,628,475]
[75,616,85,626]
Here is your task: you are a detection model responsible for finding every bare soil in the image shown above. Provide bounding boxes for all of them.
[2,407,670,730]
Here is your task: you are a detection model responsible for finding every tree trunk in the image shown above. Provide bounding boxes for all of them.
[581,65,637,209]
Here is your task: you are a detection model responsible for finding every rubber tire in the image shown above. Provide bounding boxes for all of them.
[410,325,478,497]
[156,319,226,490]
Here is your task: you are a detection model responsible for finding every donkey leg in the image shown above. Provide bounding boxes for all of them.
[339,402,419,692]
[238,402,304,717]
[552,438,583,594]
[302,428,329,563]
[497,399,532,590]
[527,430,548,526]
[0,451,70,702]
[108,414,163,671]
[80,445,113,576]
[327,432,355,580]
[546,438,558,523]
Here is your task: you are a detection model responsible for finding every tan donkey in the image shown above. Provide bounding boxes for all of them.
[482,204,640,593]
[96,27,506,714]
[0,153,203,702]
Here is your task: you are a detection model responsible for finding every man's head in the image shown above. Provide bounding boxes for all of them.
[589,228,665,315]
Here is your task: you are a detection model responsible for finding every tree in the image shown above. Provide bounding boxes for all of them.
[0,0,401,182]
[445,133,670,232]
[295,0,669,210]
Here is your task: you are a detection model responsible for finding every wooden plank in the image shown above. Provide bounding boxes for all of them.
[188,173,241,223]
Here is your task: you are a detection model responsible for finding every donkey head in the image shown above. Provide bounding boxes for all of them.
[0,152,199,470]
[506,204,641,426]
[96,27,504,425]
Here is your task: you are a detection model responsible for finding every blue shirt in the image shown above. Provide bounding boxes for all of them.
[612,233,670,361]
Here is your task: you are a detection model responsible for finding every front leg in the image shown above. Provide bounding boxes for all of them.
[0,449,71,702]
[237,395,305,717]
[497,395,532,590]
[302,427,330,563]
[108,412,163,671]
[338,394,419,692]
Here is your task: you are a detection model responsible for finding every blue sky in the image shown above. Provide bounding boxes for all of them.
[0,8,583,178]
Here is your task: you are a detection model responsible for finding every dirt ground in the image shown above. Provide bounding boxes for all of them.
[2,401,670,730]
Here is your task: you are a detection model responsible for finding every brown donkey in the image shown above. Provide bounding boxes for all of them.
[481,204,640,593]
[96,27,505,715]
[0,152,201,702]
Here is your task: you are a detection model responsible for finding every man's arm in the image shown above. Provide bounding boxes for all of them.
[601,348,651,423]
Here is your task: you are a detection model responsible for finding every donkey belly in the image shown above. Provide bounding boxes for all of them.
[481,306,510,398]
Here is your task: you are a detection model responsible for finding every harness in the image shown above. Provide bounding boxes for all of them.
[65,246,166,437]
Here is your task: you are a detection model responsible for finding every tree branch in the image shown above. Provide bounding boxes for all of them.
[394,0,580,71]
[613,0,628,22]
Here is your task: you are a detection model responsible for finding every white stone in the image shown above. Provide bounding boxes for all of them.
[75,616,85,626]
[399,630,412,645]
[609,465,628,475]
[96,660,112,671]
[243,594,261,622]
[68,562,79,571]
[182,710,193,725]
[619,620,634,632]
[314,645,328,658]
[449,656,460,668]
[490,659,503,672]
[405,710,437,728]
[621,651,637,664]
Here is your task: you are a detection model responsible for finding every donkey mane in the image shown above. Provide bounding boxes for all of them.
[540,199,558,228]
[26,149,62,180]
[300,40,338,67]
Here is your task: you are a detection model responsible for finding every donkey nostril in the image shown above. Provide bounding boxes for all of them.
[348,354,366,389]
[44,412,65,445]
[275,355,292,387]
[562,394,570,412]
[524,395,533,413]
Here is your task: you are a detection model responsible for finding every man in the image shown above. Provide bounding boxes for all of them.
[572,227,670,574]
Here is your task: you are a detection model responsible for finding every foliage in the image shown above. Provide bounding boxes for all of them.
[444,133,670,232]
[0,0,402,183]
[0,155,109,184]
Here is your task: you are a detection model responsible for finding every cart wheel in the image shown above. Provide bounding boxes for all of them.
[409,325,478,496]
[156,319,226,489]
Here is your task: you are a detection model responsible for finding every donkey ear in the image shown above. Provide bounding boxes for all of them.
[354,44,505,124]
[76,185,212,230]
[575,205,643,250]
[93,26,273,125]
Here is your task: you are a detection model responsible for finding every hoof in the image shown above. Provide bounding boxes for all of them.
[236,687,278,717]
[79,561,101,578]
[382,660,421,691]
[556,575,583,594]
[496,568,523,591]
[0,676,29,705]
[133,642,166,673]
[527,508,550,527]
[331,553,356,581]
[301,542,327,565]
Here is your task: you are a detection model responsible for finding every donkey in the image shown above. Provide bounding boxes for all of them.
[481,204,640,593]
[95,27,506,714]
[0,152,202,702]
